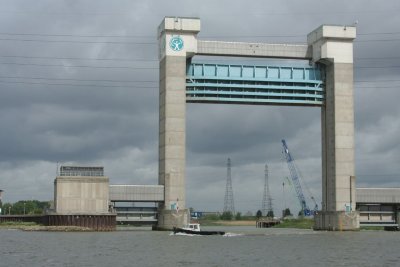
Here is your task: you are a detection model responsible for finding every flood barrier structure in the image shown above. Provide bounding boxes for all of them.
[157,17,358,231]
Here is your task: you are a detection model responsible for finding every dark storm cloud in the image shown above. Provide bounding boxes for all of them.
[0,0,399,214]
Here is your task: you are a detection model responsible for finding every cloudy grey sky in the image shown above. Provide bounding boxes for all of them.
[0,0,399,215]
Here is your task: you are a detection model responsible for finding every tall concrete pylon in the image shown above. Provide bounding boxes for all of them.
[157,17,200,229]
[157,16,358,230]
[308,26,358,230]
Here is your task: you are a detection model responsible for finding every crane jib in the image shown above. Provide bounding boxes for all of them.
[281,139,318,216]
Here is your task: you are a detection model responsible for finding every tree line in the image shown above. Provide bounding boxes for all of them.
[0,200,50,215]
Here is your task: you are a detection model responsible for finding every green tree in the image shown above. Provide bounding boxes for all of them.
[283,208,292,217]
[2,203,12,215]
[1,200,50,215]
[267,210,274,218]
[256,210,262,219]
[220,211,233,220]
[235,212,242,220]
[202,214,219,221]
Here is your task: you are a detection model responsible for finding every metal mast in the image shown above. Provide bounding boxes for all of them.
[223,158,235,214]
[262,164,273,217]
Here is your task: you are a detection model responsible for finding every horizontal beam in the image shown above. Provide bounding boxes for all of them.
[186,62,324,106]
[109,185,164,202]
[359,223,398,227]
[187,63,323,82]
[187,83,324,92]
[186,97,323,106]
[197,40,312,59]
[116,217,157,222]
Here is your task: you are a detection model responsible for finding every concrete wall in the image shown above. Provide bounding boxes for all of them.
[109,185,164,202]
[54,176,109,214]
[197,40,311,59]
[357,188,400,203]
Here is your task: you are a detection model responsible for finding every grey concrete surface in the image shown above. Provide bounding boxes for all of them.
[54,176,109,214]
[109,185,164,202]
[197,40,311,59]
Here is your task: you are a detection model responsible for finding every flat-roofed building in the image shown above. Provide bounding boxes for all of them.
[54,166,109,214]
[356,188,400,228]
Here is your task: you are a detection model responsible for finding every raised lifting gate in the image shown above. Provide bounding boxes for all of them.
[186,62,325,106]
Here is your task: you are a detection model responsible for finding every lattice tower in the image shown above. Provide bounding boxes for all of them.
[223,158,235,214]
[262,163,274,217]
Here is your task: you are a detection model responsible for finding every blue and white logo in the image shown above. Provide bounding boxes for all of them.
[169,36,184,51]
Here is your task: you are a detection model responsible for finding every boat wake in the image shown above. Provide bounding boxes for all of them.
[170,232,241,237]
[223,232,243,237]
[170,232,201,237]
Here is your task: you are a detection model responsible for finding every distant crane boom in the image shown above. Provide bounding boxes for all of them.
[281,139,313,216]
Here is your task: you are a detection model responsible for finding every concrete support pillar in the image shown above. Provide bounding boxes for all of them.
[308,25,359,230]
[157,17,200,229]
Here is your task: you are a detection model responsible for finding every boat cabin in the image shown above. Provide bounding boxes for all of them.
[182,223,200,232]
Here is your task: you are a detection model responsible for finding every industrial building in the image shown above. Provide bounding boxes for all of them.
[52,166,116,230]
[356,188,400,229]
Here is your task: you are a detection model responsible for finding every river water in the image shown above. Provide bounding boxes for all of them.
[1,226,399,267]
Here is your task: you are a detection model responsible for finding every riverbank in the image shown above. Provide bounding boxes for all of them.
[0,222,92,232]
[199,219,257,226]
[272,218,314,229]
[199,218,315,229]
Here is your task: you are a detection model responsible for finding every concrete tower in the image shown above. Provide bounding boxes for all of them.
[157,17,200,229]
[308,26,358,230]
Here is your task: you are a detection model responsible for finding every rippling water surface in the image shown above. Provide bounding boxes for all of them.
[1,226,399,266]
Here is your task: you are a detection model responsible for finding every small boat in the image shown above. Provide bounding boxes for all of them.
[173,223,225,236]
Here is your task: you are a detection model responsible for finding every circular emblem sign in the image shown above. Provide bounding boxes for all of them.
[169,36,184,51]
